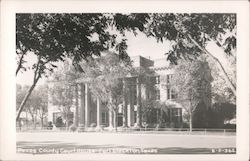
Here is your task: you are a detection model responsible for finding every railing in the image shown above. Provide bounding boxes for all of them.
[16,126,236,135]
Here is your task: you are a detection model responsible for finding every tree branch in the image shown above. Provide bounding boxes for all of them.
[186,33,236,96]
[16,50,26,76]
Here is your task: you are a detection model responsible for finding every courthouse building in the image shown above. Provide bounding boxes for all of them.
[48,55,184,128]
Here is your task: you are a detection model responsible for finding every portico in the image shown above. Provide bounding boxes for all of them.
[75,76,143,128]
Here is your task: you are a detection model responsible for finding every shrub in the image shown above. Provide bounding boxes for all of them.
[90,123,96,128]
[55,117,64,127]
[47,121,53,130]
[77,124,85,132]
[69,124,77,132]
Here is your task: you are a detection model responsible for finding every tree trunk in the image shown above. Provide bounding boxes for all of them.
[16,56,43,122]
[31,116,35,129]
[186,34,236,96]
[16,51,25,76]
[34,115,37,129]
[41,117,44,129]
[65,115,69,130]
[25,111,28,128]
[113,110,117,132]
[156,109,159,123]
[16,83,37,122]
[189,114,193,133]
[108,109,113,129]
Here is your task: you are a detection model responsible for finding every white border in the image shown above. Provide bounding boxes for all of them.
[0,0,249,161]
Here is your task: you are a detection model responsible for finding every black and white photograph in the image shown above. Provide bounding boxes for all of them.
[0,1,249,161]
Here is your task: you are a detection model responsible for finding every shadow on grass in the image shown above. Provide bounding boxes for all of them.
[17,141,236,155]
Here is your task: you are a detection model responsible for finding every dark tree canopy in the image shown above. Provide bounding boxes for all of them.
[144,13,236,96]
[15,13,149,121]
[146,13,236,63]
[16,13,150,74]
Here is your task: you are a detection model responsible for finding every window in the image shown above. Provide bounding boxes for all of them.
[171,89,177,99]
[167,88,177,100]
[156,89,160,100]
[102,112,108,124]
[166,74,173,84]
[156,76,160,84]
[167,88,171,99]
[134,111,137,123]
[133,86,137,105]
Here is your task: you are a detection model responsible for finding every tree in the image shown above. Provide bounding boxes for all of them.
[16,84,27,111]
[49,60,78,129]
[16,84,48,128]
[79,52,133,130]
[210,102,236,127]
[136,67,158,127]
[35,85,48,128]
[16,84,30,127]
[145,13,236,96]
[171,59,213,132]
[50,83,74,129]
[208,54,236,104]
[16,13,149,121]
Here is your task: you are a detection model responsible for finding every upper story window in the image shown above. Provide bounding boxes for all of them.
[167,88,177,100]
[156,89,160,100]
[166,74,173,84]
[171,89,177,99]
[155,76,160,84]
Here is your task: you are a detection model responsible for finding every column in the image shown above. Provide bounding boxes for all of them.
[169,109,172,122]
[122,79,128,127]
[74,84,79,127]
[108,109,113,128]
[131,85,135,125]
[96,98,101,127]
[136,77,142,127]
[79,83,85,126]
[85,83,90,127]
[128,83,135,127]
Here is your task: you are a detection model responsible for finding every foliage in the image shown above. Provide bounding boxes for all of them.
[16,13,149,121]
[208,55,236,104]
[145,13,236,96]
[171,58,213,131]
[69,124,78,132]
[145,13,236,63]
[16,84,29,110]
[16,84,48,127]
[49,61,77,128]
[80,52,132,107]
[192,102,236,128]
[16,13,149,75]
[79,52,133,128]
[210,102,236,126]
[16,13,237,122]
[55,117,64,128]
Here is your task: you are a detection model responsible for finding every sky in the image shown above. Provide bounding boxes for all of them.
[16,31,171,86]
[16,30,232,86]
